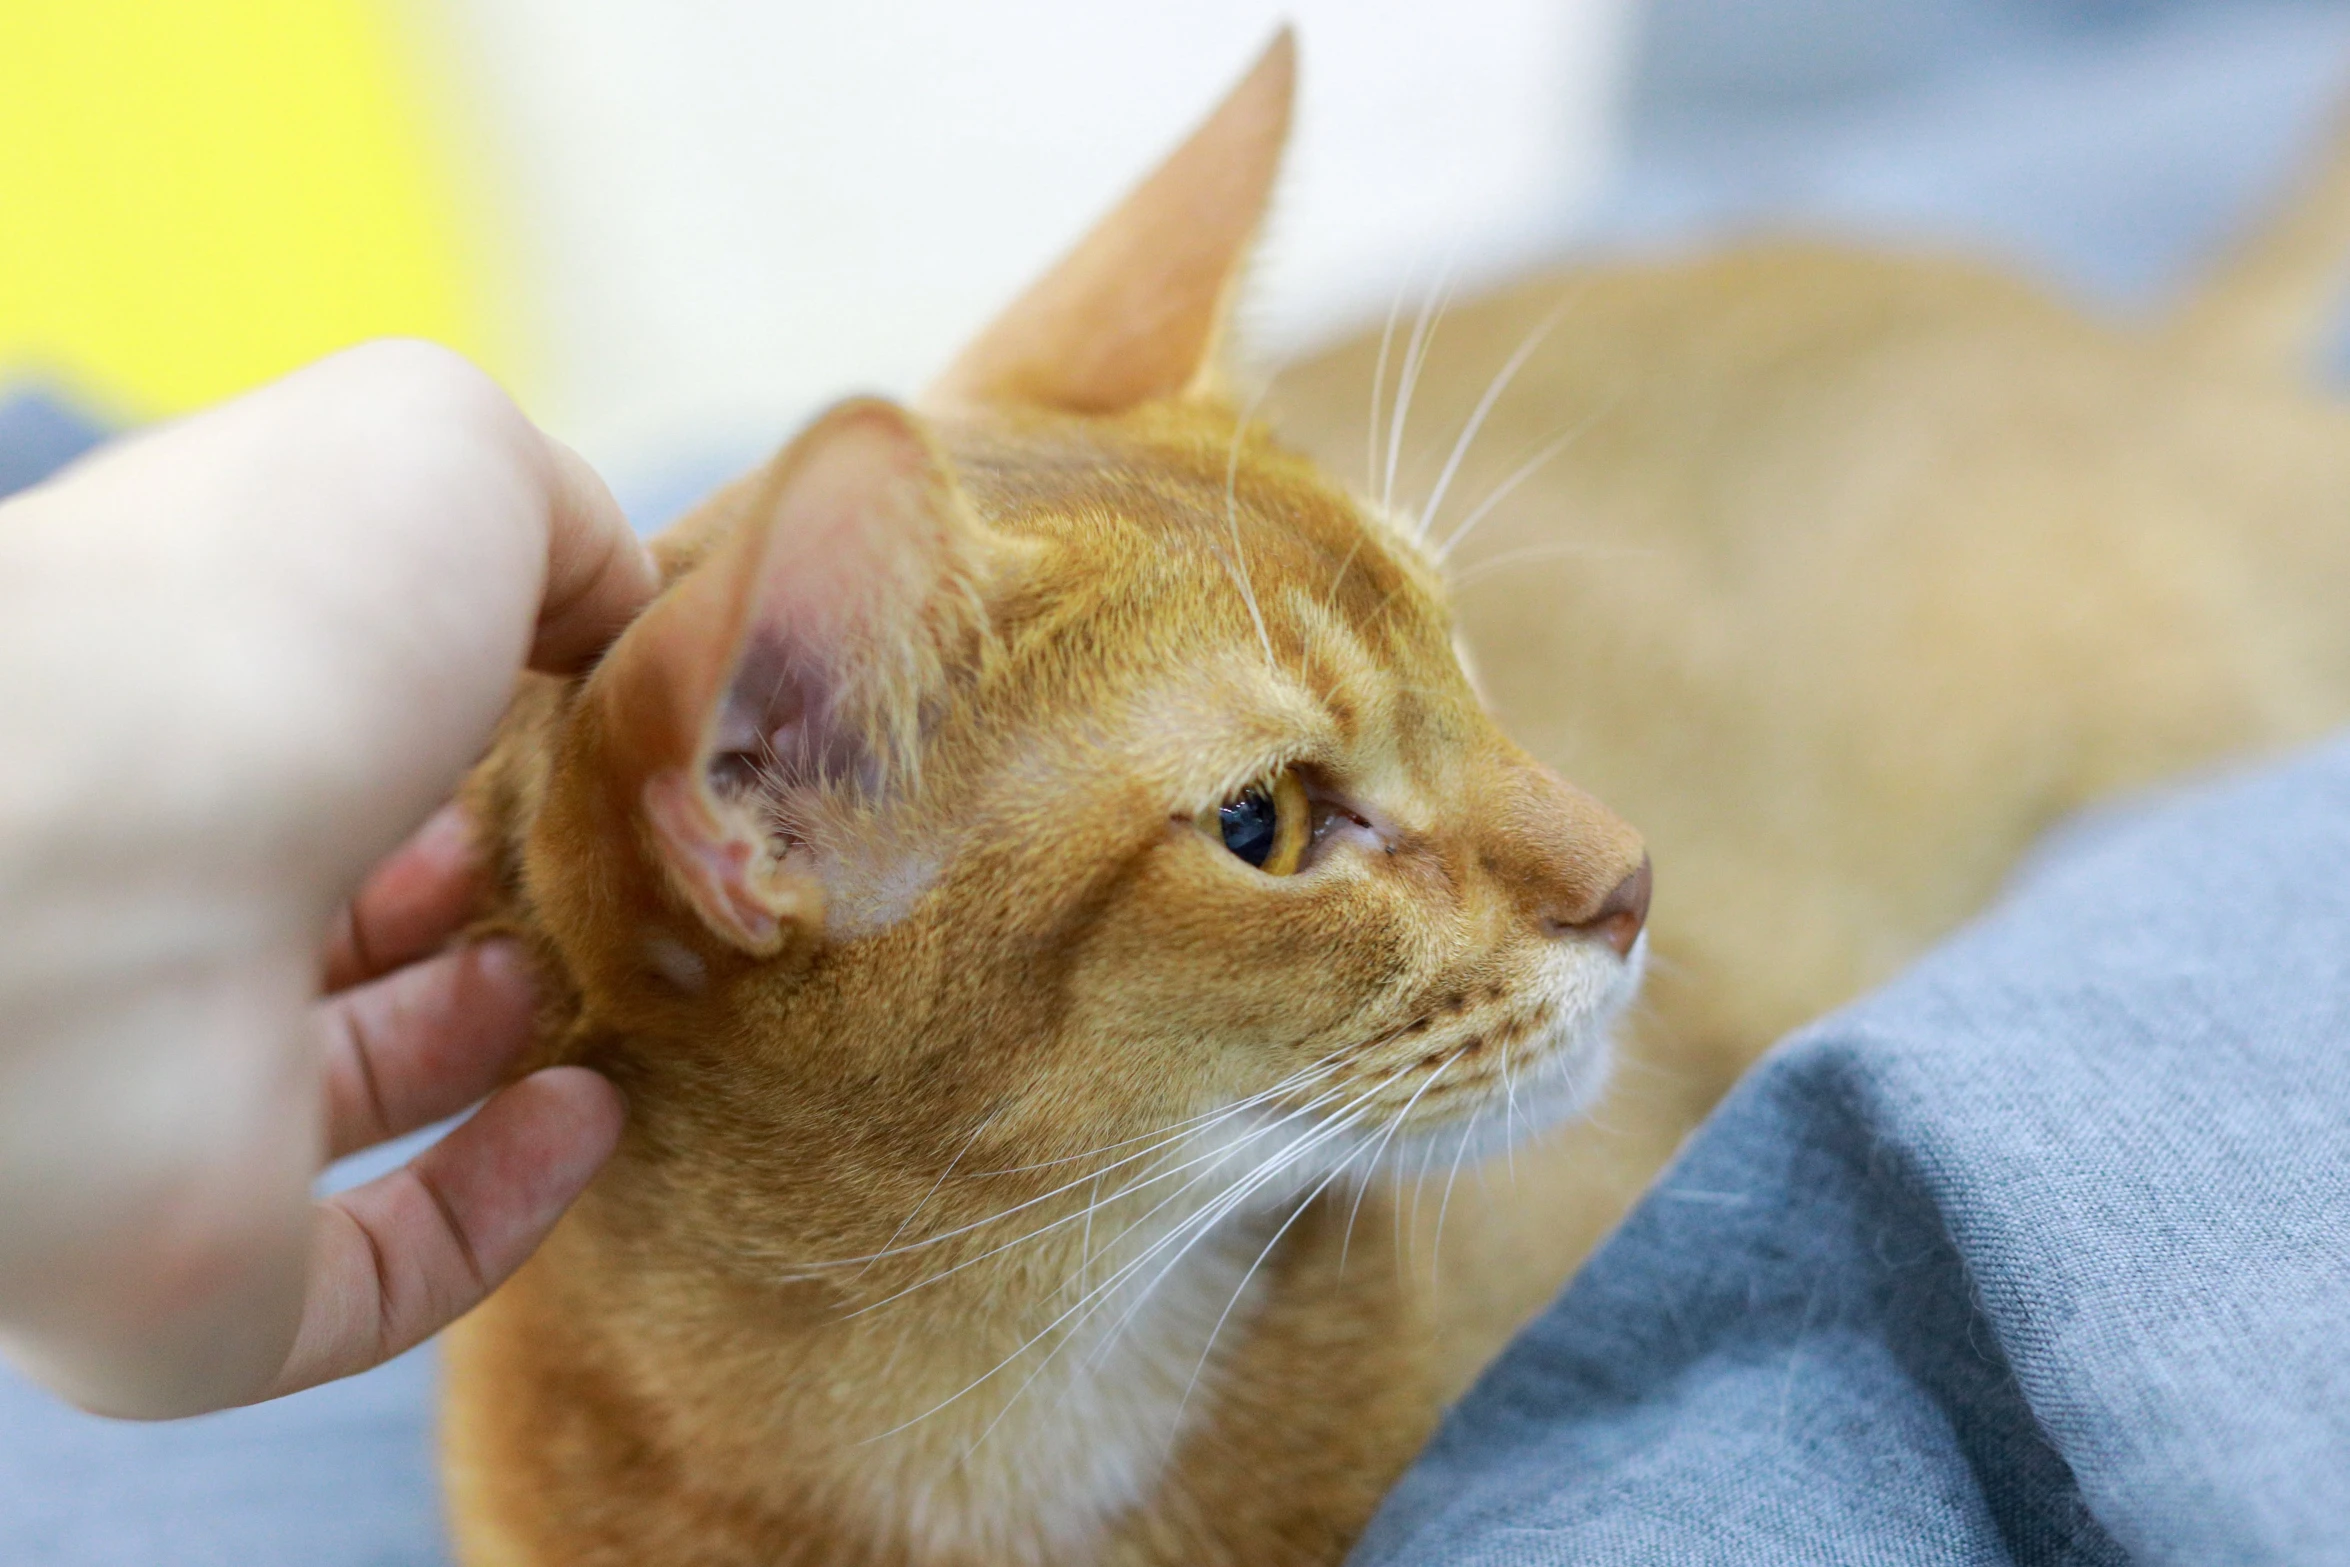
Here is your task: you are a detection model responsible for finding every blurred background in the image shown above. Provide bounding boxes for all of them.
[5,1,2350,1563]
[15,1,2348,521]
[1,0,1629,515]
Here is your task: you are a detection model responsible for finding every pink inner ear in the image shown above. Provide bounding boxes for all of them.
[597,399,964,956]
[706,629,833,801]
[698,399,965,804]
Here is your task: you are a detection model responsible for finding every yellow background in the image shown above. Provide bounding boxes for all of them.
[0,0,508,417]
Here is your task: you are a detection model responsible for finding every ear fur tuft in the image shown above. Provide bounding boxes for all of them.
[924,28,1295,416]
[591,398,996,953]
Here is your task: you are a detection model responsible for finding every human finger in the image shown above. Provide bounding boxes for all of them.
[526,434,660,674]
[318,938,538,1162]
[264,1066,624,1399]
[321,803,483,992]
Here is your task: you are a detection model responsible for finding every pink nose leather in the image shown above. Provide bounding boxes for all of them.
[1549,854,1651,957]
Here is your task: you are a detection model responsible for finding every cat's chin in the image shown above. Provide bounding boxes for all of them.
[1353,931,1646,1159]
[1183,933,1646,1208]
[1354,1051,1612,1178]
[1333,1017,1622,1183]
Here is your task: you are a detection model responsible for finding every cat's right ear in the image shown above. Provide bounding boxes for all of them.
[586,399,995,955]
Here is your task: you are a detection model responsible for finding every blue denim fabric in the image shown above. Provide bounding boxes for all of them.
[1353,741,2350,1566]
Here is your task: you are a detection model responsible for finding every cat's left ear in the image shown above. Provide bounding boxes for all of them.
[924,28,1295,416]
[589,398,999,955]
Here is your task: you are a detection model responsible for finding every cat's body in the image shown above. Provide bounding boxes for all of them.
[442,38,2350,1567]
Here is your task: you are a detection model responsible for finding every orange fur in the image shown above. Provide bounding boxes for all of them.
[443,35,1647,1565]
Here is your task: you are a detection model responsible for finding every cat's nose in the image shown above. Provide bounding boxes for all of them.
[1490,757,1647,955]
[1544,854,1651,957]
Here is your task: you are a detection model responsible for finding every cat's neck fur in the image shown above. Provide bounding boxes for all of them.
[447,1004,1435,1566]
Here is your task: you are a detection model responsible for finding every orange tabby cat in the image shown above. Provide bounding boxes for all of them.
[443,36,1650,1566]
[445,27,2350,1562]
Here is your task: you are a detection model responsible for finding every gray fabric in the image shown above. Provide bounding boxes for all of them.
[1353,748,2350,1565]
[0,1352,447,1567]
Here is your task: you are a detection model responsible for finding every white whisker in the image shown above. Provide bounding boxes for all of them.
[1224,382,1278,671]
[1501,1052,1521,1184]
[1367,276,1408,498]
[1081,1089,1387,1378]
[845,1073,1366,1317]
[862,1106,1003,1280]
[960,1048,1350,1180]
[900,1090,1378,1455]
[868,1163,1261,1446]
[1400,1056,1476,1267]
[1434,425,1584,567]
[794,1054,1349,1273]
[1436,376,1619,566]
[1069,1075,1369,1279]
[1384,258,1457,519]
[1416,301,1570,543]
[1429,1095,1491,1290]
[1169,1094,1390,1430]
[1343,1050,1465,1275]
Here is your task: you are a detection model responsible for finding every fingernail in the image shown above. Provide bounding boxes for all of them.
[470,936,537,1000]
[413,801,480,870]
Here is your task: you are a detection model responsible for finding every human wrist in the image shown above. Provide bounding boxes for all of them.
[0,948,318,1416]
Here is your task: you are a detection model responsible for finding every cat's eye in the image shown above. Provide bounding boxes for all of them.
[1208,768,1311,876]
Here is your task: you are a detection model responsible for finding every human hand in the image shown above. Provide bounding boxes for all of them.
[0,342,655,1418]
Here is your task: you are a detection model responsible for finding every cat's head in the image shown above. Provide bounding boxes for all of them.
[501,33,1647,1266]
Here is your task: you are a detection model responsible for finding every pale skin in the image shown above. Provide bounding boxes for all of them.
[0,340,654,1419]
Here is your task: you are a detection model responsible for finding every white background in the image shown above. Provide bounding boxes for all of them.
[444,0,1637,489]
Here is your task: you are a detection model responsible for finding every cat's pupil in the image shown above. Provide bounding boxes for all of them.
[1219,787,1278,867]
